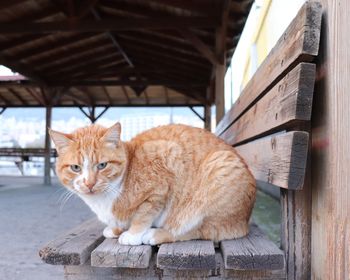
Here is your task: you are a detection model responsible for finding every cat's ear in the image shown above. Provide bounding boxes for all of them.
[49,129,73,154]
[102,122,121,147]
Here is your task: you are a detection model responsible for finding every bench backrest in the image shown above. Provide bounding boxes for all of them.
[216,2,322,279]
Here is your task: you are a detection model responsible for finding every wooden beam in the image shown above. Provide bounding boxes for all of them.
[39,46,122,72]
[121,86,131,104]
[164,87,169,104]
[76,0,99,19]
[179,29,219,65]
[214,0,231,124]
[215,62,225,123]
[39,87,50,106]
[0,18,218,34]
[44,105,52,185]
[7,88,28,105]
[12,33,102,62]
[148,0,220,15]
[47,80,207,87]
[122,43,210,69]
[0,0,29,9]
[143,89,149,105]
[90,8,134,67]
[189,106,204,121]
[204,103,211,130]
[45,54,125,77]
[102,87,112,105]
[77,87,95,106]
[205,88,211,131]
[0,92,11,106]
[0,107,6,115]
[0,103,204,108]
[26,88,46,106]
[78,106,92,120]
[94,106,109,122]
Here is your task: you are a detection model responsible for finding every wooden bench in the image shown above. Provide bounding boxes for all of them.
[39,2,322,279]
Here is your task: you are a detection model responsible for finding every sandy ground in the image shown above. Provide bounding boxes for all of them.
[0,176,93,280]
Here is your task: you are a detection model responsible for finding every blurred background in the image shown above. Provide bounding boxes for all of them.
[0,1,306,279]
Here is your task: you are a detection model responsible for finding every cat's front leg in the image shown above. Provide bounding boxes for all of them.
[103,226,123,238]
[118,199,163,245]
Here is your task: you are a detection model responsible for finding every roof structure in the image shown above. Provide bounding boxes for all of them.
[0,0,252,108]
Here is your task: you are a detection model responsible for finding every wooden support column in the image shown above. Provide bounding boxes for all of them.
[205,88,211,131]
[311,1,350,279]
[89,106,96,123]
[204,104,211,131]
[215,62,225,124]
[214,1,230,124]
[280,132,312,279]
[44,105,52,185]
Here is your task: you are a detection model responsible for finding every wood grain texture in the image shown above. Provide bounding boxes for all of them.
[157,240,216,270]
[64,252,286,279]
[235,131,309,189]
[220,63,316,146]
[216,1,322,136]
[91,238,153,268]
[39,219,104,265]
[311,1,350,279]
[221,224,284,271]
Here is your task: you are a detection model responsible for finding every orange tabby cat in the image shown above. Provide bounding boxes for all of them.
[50,123,256,245]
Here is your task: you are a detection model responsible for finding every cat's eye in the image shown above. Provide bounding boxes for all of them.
[97,162,108,170]
[70,165,81,172]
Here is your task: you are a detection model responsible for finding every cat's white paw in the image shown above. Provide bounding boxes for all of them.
[118,230,143,245]
[141,228,157,245]
[103,227,118,238]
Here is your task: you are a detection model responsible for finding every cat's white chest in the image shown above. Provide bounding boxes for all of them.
[81,193,117,226]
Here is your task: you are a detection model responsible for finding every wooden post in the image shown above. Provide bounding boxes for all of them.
[90,106,96,123]
[204,104,211,131]
[44,105,52,185]
[215,26,226,124]
[215,62,225,124]
[311,1,350,279]
[214,1,230,125]
[280,137,312,279]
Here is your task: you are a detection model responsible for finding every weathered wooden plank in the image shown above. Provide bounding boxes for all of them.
[157,240,216,270]
[64,252,286,279]
[221,224,284,270]
[220,63,316,146]
[91,238,152,268]
[39,219,105,265]
[216,1,322,135]
[235,131,309,190]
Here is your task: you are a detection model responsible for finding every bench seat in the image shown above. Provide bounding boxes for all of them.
[40,219,285,279]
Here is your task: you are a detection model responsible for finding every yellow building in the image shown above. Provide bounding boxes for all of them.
[225,0,306,111]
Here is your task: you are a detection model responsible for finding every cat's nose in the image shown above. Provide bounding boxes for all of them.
[83,179,95,190]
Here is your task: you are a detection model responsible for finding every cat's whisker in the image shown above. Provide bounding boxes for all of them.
[59,191,75,212]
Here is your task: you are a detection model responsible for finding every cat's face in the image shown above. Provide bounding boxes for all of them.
[49,123,127,196]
